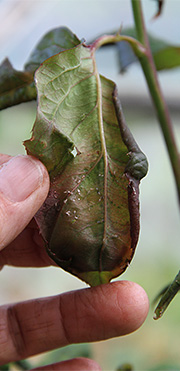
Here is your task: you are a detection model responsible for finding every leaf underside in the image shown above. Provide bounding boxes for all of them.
[0,27,81,110]
[25,27,81,73]
[25,38,148,286]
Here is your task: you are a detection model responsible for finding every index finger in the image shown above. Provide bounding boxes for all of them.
[0,281,149,365]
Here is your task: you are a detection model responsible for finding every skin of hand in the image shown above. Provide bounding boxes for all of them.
[0,154,149,371]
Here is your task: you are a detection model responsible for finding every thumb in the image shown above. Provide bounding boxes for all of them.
[0,155,50,250]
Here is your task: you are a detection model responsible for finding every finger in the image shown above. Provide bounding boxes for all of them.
[0,154,12,166]
[0,219,54,268]
[0,155,50,250]
[32,358,101,371]
[0,281,149,365]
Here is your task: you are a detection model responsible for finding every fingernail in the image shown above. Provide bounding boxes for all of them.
[0,156,44,202]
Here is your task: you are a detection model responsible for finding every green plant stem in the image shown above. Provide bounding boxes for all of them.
[131,0,180,204]
[154,270,180,319]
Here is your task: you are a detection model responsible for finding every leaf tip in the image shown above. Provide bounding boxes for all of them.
[77,271,113,287]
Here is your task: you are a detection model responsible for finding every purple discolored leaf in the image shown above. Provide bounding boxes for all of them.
[24,39,148,286]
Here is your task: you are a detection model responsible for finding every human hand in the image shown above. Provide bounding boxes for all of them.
[0,154,149,371]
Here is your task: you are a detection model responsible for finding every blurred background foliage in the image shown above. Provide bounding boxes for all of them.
[0,1,180,370]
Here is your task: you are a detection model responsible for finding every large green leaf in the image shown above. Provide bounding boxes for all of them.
[24,42,148,286]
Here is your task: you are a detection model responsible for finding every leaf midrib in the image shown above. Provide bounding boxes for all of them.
[92,50,108,271]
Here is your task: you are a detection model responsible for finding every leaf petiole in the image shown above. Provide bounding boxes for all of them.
[89,33,146,58]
